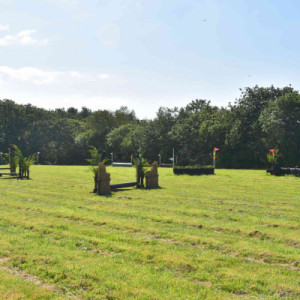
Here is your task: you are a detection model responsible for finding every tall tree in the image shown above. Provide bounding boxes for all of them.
[260,91,300,166]
[225,85,295,168]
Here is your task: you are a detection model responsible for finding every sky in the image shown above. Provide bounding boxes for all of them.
[0,0,299,119]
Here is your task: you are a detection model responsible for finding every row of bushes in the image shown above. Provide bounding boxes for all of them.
[173,166,214,175]
[173,165,214,169]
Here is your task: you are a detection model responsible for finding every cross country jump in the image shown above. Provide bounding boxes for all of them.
[94,157,159,195]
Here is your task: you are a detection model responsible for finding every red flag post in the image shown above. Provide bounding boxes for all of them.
[213,148,219,168]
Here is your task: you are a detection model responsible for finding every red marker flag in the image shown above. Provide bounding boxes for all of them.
[269,149,275,153]
[8,148,10,151]
[214,147,219,152]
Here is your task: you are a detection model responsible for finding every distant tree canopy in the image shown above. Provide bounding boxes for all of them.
[0,85,299,168]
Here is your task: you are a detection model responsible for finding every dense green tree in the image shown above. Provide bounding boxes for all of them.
[106,123,144,161]
[114,106,137,126]
[259,91,300,166]
[1,85,299,168]
[225,85,295,168]
[169,100,229,165]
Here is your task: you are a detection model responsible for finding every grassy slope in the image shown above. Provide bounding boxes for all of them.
[0,166,299,299]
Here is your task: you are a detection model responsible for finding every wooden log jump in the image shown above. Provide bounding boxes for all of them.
[0,152,20,178]
[0,155,29,179]
[94,158,159,195]
[110,181,137,189]
[267,164,300,177]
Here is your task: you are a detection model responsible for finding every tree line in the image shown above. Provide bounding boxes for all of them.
[0,85,299,168]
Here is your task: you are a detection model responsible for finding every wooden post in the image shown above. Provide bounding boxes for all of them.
[97,162,111,195]
[145,161,159,189]
[93,172,98,193]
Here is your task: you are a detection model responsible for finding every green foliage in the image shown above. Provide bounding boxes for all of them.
[260,91,300,166]
[23,154,37,170]
[133,156,150,177]
[86,146,102,166]
[11,144,36,176]
[1,85,300,168]
[10,154,18,172]
[106,123,144,161]
[10,146,20,172]
[266,149,280,164]
[86,146,102,175]
[174,165,214,169]
[0,152,9,165]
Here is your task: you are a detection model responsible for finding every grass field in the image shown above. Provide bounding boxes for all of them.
[0,166,299,299]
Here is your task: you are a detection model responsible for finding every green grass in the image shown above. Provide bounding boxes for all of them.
[0,166,299,299]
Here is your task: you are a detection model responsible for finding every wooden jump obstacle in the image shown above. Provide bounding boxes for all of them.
[267,164,300,177]
[0,151,30,179]
[94,158,159,195]
[0,165,29,179]
[0,151,19,178]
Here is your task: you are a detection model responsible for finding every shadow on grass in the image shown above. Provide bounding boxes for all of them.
[91,186,164,197]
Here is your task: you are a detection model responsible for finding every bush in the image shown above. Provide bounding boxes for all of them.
[173,165,214,169]
[173,166,214,175]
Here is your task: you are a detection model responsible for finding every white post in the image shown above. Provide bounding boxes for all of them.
[172,148,175,168]
[36,152,40,164]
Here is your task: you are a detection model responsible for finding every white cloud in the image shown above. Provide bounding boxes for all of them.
[0,65,134,114]
[0,66,109,85]
[0,66,61,84]
[0,25,9,31]
[0,30,48,46]
[98,74,109,79]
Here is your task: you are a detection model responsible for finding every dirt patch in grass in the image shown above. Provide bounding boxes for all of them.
[245,256,300,272]
[88,249,112,256]
[0,256,80,299]
[194,280,212,287]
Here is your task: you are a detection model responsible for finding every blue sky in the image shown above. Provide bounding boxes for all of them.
[0,0,299,118]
